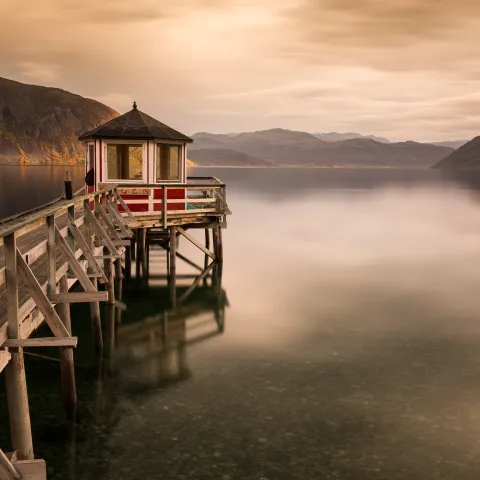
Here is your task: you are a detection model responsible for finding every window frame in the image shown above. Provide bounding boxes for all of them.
[103,140,147,183]
[155,141,184,183]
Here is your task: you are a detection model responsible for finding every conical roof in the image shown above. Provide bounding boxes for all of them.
[78,102,193,142]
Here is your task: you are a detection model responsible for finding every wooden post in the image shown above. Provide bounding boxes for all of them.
[125,244,132,281]
[142,228,148,279]
[131,235,136,261]
[56,275,77,421]
[146,232,150,279]
[115,258,123,304]
[104,247,115,305]
[4,233,34,460]
[86,198,103,355]
[216,225,223,263]
[169,226,177,308]
[135,229,141,279]
[105,303,116,363]
[203,228,210,287]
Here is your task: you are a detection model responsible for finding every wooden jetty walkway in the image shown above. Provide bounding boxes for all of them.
[0,176,229,479]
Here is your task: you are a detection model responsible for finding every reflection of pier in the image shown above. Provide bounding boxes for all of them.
[69,277,228,480]
[108,280,228,394]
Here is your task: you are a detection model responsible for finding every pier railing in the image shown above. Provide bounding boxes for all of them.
[104,176,229,228]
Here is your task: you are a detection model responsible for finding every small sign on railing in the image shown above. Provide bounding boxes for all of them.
[99,184,150,196]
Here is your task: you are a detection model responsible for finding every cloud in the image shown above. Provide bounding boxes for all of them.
[1,0,480,140]
[17,61,61,84]
[91,93,134,113]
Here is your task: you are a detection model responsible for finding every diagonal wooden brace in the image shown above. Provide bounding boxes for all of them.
[55,227,97,293]
[84,205,119,255]
[176,227,216,260]
[67,214,108,284]
[178,262,215,305]
[105,198,133,238]
[0,448,20,479]
[16,250,70,338]
[95,198,121,241]
[114,189,135,220]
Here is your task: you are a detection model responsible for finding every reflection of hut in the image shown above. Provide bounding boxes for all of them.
[109,283,228,394]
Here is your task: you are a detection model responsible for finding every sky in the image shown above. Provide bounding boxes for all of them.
[1,0,480,142]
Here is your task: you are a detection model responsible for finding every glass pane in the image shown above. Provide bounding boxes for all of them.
[107,144,143,180]
[88,144,94,170]
[168,147,179,181]
[156,145,181,182]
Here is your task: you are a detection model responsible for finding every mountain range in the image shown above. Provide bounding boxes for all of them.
[0,76,476,169]
[0,77,118,164]
[188,130,454,168]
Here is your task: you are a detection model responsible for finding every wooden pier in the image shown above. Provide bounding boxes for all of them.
[0,176,229,479]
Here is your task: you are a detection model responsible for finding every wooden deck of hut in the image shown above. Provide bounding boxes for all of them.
[0,173,230,478]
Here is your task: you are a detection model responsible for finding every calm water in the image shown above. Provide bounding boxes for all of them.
[0,165,85,219]
[3,167,480,479]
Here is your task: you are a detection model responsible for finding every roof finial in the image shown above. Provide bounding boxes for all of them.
[133,101,137,110]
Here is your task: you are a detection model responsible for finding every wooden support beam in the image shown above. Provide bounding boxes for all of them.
[104,247,115,305]
[204,228,210,286]
[67,214,107,284]
[112,239,131,247]
[56,274,77,421]
[176,227,216,260]
[178,262,215,305]
[4,338,78,348]
[84,203,119,255]
[48,292,109,304]
[216,225,224,263]
[3,235,34,461]
[46,214,56,295]
[16,250,70,338]
[169,226,177,307]
[55,227,97,293]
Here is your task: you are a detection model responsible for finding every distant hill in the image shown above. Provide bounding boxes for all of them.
[433,136,480,169]
[312,132,391,143]
[187,148,269,166]
[0,77,118,164]
[431,140,469,149]
[190,129,454,167]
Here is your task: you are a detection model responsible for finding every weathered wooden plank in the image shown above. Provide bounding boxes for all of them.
[176,227,216,260]
[0,216,84,288]
[48,292,108,304]
[112,240,131,247]
[67,214,107,283]
[4,337,78,348]
[105,198,132,238]
[95,198,121,241]
[84,204,119,255]
[46,214,56,295]
[16,250,70,338]
[55,227,96,293]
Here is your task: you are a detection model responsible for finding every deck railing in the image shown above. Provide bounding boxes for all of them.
[112,176,229,228]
